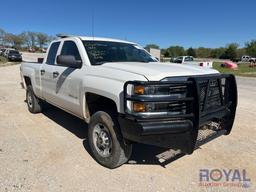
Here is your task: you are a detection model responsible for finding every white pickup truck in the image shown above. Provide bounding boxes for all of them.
[20,35,237,168]
[172,56,213,68]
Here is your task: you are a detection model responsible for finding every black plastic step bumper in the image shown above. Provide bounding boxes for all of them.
[118,74,237,154]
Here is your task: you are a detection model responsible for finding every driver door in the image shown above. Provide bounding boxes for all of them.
[50,40,83,116]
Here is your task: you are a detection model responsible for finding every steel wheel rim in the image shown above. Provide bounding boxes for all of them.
[27,92,33,108]
[92,123,112,157]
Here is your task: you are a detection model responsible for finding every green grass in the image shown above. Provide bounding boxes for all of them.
[0,56,21,67]
[0,56,8,64]
[213,62,256,77]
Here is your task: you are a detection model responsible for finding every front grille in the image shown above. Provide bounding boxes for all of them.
[167,102,187,112]
[144,84,189,115]
[166,85,188,114]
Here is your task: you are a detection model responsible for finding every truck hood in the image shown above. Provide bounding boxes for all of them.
[101,62,219,81]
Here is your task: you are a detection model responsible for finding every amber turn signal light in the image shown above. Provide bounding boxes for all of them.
[133,102,146,112]
[134,85,145,95]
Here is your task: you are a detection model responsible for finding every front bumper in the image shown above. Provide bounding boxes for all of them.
[8,56,22,61]
[118,74,237,154]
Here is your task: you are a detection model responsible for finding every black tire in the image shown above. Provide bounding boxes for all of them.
[88,111,132,168]
[26,85,43,113]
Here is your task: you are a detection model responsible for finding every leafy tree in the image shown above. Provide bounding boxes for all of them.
[28,32,37,48]
[237,48,246,58]
[19,31,37,48]
[144,44,160,51]
[48,35,57,42]
[4,33,24,48]
[161,49,170,57]
[196,47,212,58]
[166,46,185,57]
[210,47,226,58]
[36,33,49,49]
[245,40,256,57]
[186,47,197,57]
[0,28,6,46]
[221,43,238,60]
[20,31,36,48]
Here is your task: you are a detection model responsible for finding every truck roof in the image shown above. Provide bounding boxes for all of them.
[57,34,136,45]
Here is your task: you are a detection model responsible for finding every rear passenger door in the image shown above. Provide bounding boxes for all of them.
[50,40,83,116]
[41,41,60,101]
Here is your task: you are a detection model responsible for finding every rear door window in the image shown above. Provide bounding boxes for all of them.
[46,42,60,65]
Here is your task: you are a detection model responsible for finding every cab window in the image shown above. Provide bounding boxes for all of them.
[46,42,60,65]
[185,56,193,61]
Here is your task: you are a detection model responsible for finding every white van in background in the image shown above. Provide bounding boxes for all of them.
[241,55,251,62]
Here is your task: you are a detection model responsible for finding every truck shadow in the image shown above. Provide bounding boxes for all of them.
[42,104,185,167]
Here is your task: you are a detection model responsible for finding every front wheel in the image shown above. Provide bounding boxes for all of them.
[88,111,132,168]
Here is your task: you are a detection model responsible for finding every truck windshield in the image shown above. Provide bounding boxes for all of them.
[83,41,156,65]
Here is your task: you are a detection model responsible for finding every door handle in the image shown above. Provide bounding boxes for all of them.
[53,71,59,78]
[40,69,45,75]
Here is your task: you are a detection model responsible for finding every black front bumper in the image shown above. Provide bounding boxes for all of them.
[118,74,237,154]
[8,57,22,61]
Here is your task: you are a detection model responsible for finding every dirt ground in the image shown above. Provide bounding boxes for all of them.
[0,65,255,192]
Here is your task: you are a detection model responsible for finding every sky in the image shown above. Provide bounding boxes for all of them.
[0,0,256,48]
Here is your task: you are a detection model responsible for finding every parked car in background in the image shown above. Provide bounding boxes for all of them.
[3,48,16,57]
[41,48,47,53]
[221,61,238,70]
[249,57,256,67]
[7,50,22,61]
[28,47,36,53]
[241,55,251,62]
[171,56,213,68]
[249,57,256,63]
[0,48,6,56]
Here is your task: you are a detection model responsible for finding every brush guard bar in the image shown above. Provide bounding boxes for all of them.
[118,74,237,154]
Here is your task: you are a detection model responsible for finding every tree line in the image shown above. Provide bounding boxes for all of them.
[145,41,256,60]
[0,28,55,51]
[1,26,256,59]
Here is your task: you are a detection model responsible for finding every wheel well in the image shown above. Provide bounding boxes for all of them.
[86,92,118,116]
[24,76,32,87]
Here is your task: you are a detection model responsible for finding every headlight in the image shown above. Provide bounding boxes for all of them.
[133,85,187,97]
[134,85,145,95]
[133,102,146,112]
[125,82,190,117]
[131,101,186,114]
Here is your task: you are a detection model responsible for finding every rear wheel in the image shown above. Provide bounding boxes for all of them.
[26,85,43,113]
[88,111,132,168]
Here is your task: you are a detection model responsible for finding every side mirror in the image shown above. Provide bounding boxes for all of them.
[56,55,82,68]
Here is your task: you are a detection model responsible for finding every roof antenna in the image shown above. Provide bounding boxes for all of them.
[92,8,95,39]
